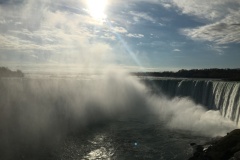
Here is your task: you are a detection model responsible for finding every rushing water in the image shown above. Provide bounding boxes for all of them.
[56,115,209,160]
[0,74,237,160]
[144,78,240,124]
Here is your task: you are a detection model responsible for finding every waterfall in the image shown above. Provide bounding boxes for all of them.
[144,78,240,124]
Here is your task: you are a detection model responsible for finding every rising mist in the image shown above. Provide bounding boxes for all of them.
[0,71,236,159]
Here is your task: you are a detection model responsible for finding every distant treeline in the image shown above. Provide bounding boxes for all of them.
[133,69,240,81]
[0,67,24,77]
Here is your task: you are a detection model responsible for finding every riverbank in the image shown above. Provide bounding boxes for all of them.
[189,129,240,160]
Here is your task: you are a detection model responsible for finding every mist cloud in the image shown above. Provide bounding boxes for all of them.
[0,71,237,159]
[149,97,236,137]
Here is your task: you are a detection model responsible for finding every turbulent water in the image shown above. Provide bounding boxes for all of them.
[0,73,238,160]
[144,78,240,124]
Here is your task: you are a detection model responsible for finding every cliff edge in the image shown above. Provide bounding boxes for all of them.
[189,129,240,160]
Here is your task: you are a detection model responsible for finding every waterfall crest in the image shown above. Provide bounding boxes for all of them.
[145,79,240,124]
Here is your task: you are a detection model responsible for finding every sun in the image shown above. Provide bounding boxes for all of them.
[87,0,108,21]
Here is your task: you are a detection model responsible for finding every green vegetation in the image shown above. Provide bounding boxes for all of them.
[0,67,24,77]
[134,68,240,81]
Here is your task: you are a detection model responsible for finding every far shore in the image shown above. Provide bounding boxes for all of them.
[0,67,24,78]
[133,68,240,81]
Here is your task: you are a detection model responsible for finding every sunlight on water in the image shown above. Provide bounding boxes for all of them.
[84,147,112,159]
[83,134,114,160]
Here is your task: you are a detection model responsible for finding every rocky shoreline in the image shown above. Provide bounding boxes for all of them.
[189,129,240,160]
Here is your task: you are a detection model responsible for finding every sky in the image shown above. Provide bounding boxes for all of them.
[0,0,240,72]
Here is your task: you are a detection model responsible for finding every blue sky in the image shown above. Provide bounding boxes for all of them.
[0,0,240,72]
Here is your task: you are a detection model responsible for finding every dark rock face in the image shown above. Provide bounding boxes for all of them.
[189,129,240,160]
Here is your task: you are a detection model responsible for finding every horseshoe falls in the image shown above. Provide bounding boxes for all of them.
[145,78,240,124]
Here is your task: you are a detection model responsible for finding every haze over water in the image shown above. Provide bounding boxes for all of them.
[0,71,237,159]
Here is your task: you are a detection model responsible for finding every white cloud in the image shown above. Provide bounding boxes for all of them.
[171,0,231,20]
[170,42,186,47]
[0,0,117,65]
[112,26,128,33]
[0,19,13,24]
[165,0,240,45]
[127,33,144,38]
[129,11,156,23]
[181,11,240,44]
[161,3,172,9]
[207,44,228,55]
[115,0,240,45]
[173,49,181,52]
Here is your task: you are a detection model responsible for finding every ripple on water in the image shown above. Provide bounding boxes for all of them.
[56,117,209,160]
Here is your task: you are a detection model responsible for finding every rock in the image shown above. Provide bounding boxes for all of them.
[206,129,240,160]
[234,151,240,160]
[189,143,205,160]
[189,129,240,160]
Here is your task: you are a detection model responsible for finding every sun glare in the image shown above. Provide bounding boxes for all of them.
[87,0,107,21]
